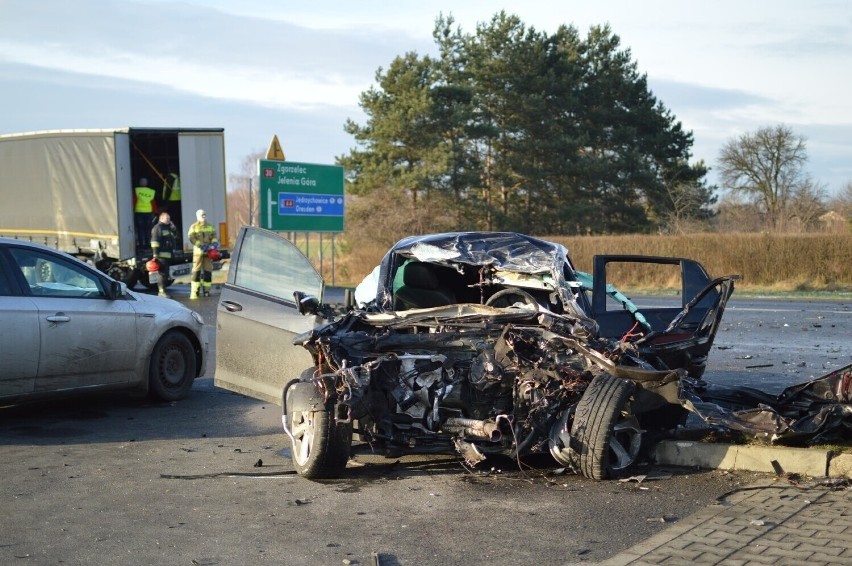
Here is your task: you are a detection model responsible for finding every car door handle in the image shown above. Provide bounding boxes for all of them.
[46,313,71,323]
[222,301,243,312]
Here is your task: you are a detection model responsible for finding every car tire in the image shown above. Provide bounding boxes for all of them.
[570,373,642,480]
[148,331,196,401]
[284,380,351,479]
[124,271,140,290]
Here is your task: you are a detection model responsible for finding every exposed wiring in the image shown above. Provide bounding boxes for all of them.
[621,320,642,343]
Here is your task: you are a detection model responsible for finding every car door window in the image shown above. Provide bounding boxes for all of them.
[8,248,106,298]
[233,229,322,302]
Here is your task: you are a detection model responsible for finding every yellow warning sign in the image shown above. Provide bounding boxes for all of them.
[266,135,286,160]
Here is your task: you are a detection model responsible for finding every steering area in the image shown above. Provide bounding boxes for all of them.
[485,287,539,309]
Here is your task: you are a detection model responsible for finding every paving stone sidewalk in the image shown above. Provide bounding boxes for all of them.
[602,479,852,565]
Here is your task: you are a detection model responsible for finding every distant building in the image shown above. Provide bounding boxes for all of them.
[818,210,848,233]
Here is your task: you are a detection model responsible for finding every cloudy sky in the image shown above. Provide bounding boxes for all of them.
[1,0,850,194]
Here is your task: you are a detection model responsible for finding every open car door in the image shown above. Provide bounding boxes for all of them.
[588,255,736,378]
[214,227,322,405]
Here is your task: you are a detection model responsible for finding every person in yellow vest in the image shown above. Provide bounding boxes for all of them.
[187,209,218,299]
[133,178,157,248]
[162,172,181,211]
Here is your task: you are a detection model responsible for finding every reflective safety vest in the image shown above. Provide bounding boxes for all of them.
[134,186,156,213]
[164,173,181,202]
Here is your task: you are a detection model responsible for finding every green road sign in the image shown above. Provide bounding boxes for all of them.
[258,159,345,232]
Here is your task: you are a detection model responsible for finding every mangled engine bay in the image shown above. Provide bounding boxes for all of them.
[289,303,681,480]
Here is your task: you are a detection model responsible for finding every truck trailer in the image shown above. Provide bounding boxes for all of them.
[0,128,228,289]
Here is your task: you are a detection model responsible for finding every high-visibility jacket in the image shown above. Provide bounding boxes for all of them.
[164,173,181,202]
[134,186,157,213]
[188,221,218,255]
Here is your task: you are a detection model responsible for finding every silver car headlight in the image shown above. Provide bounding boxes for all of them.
[191,311,205,326]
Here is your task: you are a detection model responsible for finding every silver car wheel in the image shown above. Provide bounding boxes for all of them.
[160,345,188,385]
[149,332,196,402]
[609,412,642,471]
[290,409,316,467]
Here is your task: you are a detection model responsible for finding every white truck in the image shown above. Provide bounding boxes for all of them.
[0,128,228,289]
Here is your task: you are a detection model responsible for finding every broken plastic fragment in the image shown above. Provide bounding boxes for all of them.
[453,438,486,466]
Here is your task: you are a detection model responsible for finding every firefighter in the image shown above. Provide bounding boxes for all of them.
[133,178,157,248]
[187,208,218,299]
[150,211,177,298]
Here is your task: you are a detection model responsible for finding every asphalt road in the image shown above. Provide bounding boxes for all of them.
[1,285,849,565]
[632,295,852,393]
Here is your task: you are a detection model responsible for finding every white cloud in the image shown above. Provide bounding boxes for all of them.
[0,37,368,111]
[1,0,850,192]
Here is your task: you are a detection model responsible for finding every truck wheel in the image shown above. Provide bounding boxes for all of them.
[284,380,351,479]
[107,265,138,289]
[148,331,196,401]
[570,373,642,480]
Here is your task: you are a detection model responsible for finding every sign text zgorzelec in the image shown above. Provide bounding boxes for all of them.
[258,160,345,232]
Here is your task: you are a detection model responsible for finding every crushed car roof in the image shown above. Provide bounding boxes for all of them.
[383,231,574,274]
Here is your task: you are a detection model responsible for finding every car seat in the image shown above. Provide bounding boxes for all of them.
[393,261,456,310]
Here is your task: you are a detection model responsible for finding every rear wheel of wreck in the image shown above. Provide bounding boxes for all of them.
[284,380,352,479]
[570,373,642,480]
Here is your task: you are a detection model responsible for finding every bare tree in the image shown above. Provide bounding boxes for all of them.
[827,181,852,218]
[787,180,827,232]
[662,180,715,234]
[718,125,813,232]
[227,150,264,242]
[714,191,763,233]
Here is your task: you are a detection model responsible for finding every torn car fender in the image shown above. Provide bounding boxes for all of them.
[284,380,326,414]
[281,375,328,446]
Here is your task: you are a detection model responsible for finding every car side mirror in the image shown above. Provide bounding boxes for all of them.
[294,291,320,316]
[294,291,335,320]
[108,280,127,299]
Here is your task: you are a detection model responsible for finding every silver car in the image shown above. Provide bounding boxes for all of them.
[0,238,208,403]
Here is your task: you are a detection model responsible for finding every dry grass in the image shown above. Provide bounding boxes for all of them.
[549,233,852,292]
[325,232,852,292]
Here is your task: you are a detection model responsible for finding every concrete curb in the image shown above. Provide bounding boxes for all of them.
[655,440,852,478]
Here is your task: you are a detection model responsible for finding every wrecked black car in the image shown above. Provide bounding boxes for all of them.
[216,229,739,480]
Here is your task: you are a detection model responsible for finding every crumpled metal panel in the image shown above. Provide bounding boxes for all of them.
[680,363,852,443]
[374,231,581,314]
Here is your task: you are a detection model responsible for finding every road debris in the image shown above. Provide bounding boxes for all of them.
[680,363,852,444]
